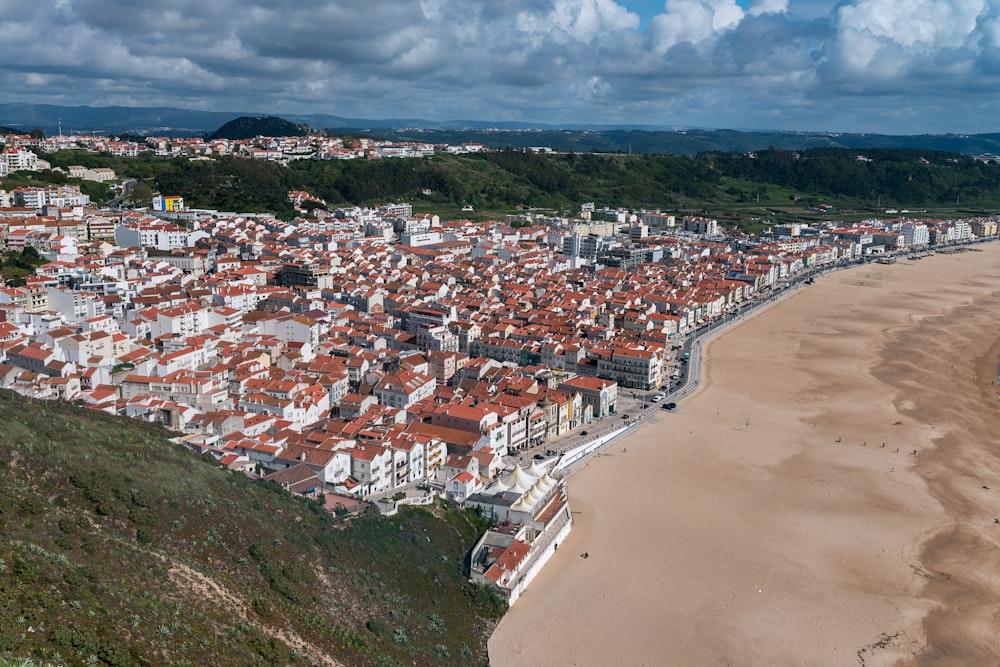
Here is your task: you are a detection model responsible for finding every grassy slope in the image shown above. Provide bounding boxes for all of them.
[0,391,504,667]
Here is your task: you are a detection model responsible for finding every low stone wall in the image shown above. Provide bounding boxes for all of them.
[554,423,635,473]
[505,510,574,606]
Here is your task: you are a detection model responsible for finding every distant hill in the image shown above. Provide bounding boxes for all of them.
[208,116,311,141]
[0,391,504,666]
[348,127,1000,157]
[2,103,999,155]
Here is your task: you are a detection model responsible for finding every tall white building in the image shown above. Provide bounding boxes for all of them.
[900,222,930,246]
[0,147,40,174]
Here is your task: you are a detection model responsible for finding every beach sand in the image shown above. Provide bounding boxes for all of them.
[489,245,1000,666]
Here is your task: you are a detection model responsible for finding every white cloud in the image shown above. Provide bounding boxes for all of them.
[647,0,746,54]
[515,0,640,44]
[749,0,788,16]
[835,0,985,49]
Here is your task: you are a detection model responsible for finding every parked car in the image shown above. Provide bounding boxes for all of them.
[665,402,677,410]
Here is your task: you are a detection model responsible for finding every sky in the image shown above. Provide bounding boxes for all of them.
[2,0,1000,134]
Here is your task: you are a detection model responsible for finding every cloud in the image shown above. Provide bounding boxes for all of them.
[0,0,999,133]
[646,0,746,54]
[749,0,788,16]
[835,0,983,49]
[516,0,640,44]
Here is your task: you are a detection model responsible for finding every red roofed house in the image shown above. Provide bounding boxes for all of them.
[557,376,617,419]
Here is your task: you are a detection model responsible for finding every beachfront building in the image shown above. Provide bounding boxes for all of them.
[970,218,998,238]
[558,376,617,419]
[900,222,930,247]
[468,462,573,605]
[595,345,664,390]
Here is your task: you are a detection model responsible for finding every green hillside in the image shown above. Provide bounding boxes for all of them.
[239,148,1000,221]
[0,391,504,667]
[32,146,1000,224]
[330,127,1000,157]
[208,116,311,141]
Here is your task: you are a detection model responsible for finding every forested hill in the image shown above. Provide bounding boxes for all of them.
[706,148,998,205]
[135,146,1000,219]
[208,116,311,141]
[0,391,504,666]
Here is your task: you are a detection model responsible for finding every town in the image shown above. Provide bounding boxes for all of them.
[1,129,997,604]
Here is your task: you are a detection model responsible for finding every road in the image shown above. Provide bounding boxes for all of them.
[107,178,136,209]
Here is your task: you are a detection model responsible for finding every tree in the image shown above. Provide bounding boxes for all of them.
[29,127,45,139]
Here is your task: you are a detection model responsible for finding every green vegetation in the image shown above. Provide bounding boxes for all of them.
[1,247,47,287]
[154,156,300,217]
[0,391,504,666]
[334,127,1000,157]
[208,116,311,141]
[26,146,1000,226]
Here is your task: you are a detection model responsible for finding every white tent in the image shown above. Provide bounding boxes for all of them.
[510,497,533,514]
[525,460,546,478]
[500,465,536,493]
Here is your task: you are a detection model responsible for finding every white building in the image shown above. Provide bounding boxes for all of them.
[900,222,930,247]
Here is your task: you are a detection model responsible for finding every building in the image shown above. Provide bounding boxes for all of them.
[373,370,437,410]
[682,216,720,235]
[557,376,617,419]
[152,195,185,212]
[596,346,663,390]
[900,222,930,247]
[467,463,573,606]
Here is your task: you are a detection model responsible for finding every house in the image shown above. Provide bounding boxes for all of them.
[557,376,617,419]
[447,470,482,503]
[263,463,323,498]
[373,369,436,409]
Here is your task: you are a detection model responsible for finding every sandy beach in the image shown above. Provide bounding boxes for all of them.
[490,245,1000,666]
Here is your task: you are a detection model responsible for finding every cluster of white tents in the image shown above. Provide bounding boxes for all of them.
[488,461,560,516]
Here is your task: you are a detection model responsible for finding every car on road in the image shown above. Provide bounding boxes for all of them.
[651,393,665,402]
[533,454,546,460]
[621,414,631,420]
[665,402,677,410]
[580,431,588,436]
